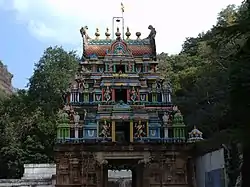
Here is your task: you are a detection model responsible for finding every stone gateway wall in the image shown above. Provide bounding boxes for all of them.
[0,164,131,187]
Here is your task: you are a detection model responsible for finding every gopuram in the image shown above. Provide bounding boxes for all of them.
[55,21,204,187]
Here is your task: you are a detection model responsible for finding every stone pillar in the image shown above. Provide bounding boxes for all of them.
[84,93,89,102]
[70,93,73,102]
[127,89,130,102]
[130,120,133,142]
[64,128,70,139]
[75,127,79,138]
[164,127,169,138]
[167,92,171,103]
[102,89,104,102]
[152,94,156,102]
[112,89,115,101]
[112,121,116,142]
[57,128,61,139]
[77,92,79,102]
[146,121,149,136]
[93,65,96,72]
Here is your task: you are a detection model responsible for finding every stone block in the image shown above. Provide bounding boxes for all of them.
[22,164,56,180]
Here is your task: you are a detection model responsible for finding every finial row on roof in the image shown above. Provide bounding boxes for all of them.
[93,27,141,40]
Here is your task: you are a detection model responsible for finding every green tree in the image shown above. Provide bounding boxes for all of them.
[0,46,79,178]
[28,46,79,116]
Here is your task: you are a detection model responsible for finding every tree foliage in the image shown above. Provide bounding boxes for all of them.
[158,1,250,186]
[28,46,79,116]
[0,46,79,178]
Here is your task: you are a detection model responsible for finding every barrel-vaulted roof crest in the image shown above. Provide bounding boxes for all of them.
[80,25,157,61]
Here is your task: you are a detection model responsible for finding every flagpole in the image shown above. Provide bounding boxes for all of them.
[121,2,124,40]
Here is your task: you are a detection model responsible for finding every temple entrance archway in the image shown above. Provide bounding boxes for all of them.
[105,159,141,187]
[108,170,132,187]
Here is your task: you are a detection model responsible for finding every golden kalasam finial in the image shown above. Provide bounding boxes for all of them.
[95,28,100,40]
[136,32,141,40]
[105,27,111,40]
[115,27,121,38]
[125,27,131,40]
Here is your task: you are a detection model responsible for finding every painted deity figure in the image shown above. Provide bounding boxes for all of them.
[150,65,155,73]
[163,80,172,92]
[68,106,75,121]
[73,112,80,125]
[83,82,89,89]
[162,112,170,126]
[83,109,87,121]
[128,63,133,72]
[99,120,111,138]
[152,82,157,89]
[78,78,85,93]
[163,112,171,138]
[130,87,138,102]
[156,80,162,89]
[109,63,113,72]
[135,121,146,138]
[104,86,111,102]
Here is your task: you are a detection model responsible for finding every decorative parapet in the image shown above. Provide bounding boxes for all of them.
[187,126,204,143]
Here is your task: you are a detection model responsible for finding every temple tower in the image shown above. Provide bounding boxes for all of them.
[55,24,202,187]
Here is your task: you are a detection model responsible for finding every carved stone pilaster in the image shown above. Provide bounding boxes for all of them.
[58,157,69,175]
[69,158,80,183]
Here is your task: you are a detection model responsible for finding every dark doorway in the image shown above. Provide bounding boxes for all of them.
[115,122,130,143]
[116,65,125,73]
[115,89,127,103]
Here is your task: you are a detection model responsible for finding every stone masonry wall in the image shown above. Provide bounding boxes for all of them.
[0,164,131,187]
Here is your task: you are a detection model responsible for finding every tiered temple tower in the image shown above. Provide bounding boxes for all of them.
[55,25,203,187]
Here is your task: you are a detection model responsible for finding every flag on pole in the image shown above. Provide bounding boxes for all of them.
[121,2,124,13]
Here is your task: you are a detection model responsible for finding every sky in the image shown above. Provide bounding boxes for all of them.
[0,0,243,89]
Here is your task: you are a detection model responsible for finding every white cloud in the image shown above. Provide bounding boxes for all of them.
[0,0,243,54]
